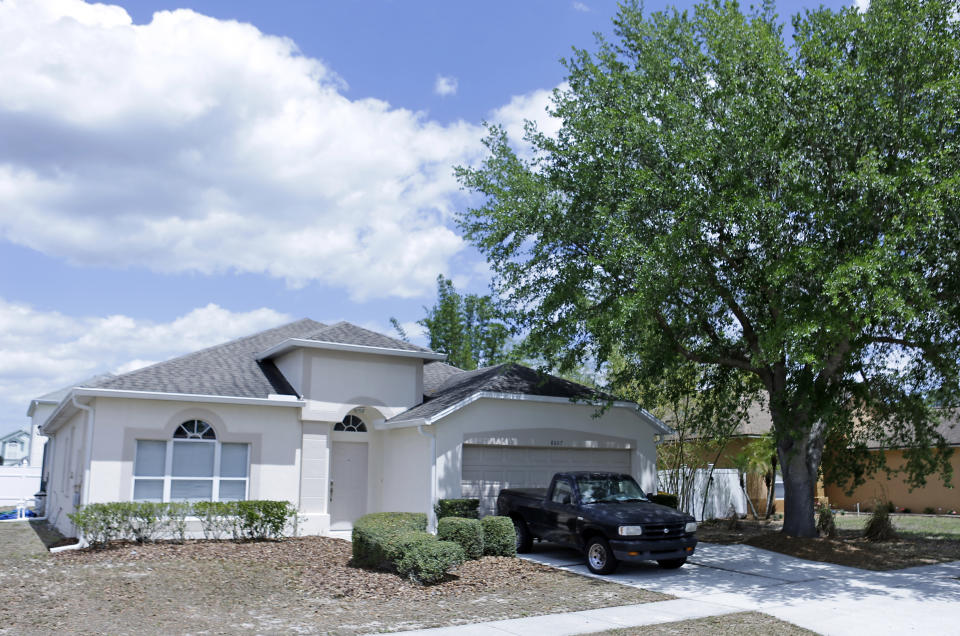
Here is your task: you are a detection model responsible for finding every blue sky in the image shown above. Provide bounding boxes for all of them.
[0,0,854,431]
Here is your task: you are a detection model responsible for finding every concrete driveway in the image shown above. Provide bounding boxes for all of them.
[520,541,960,635]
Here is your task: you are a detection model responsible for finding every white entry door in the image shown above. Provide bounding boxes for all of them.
[461,445,632,516]
[330,442,368,530]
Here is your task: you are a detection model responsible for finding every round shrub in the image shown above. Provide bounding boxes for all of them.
[352,512,428,567]
[864,501,897,542]
[434,499,480,520]
[480,516,516,557]
[649,493,679,509]
[394,532,465,585]
[816,502,837,538]
[437,516,484,560]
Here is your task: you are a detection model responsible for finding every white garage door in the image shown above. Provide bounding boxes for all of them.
[461,445,632,516]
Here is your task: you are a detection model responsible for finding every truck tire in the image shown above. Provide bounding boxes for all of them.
[657,557,687,569]
[585,537,618,575]
[513,517,533,553]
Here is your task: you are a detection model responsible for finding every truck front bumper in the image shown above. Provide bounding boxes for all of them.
[609,535,697,563]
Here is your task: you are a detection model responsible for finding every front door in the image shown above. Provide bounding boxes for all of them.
[329,442,368,530]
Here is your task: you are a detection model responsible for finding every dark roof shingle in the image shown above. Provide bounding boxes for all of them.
[303,322,434,353]
[95,319,325,399]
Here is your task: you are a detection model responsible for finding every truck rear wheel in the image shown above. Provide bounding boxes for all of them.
[657,557,687,569]
[585,537,618,575]
[513,517,533,553]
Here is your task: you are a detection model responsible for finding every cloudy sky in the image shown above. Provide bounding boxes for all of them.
[0,0,852,431]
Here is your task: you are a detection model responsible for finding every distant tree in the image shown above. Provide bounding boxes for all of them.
[394,275,512,370]
[456,0,960,536]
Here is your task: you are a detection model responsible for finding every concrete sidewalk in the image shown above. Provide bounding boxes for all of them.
[388,543,960,636]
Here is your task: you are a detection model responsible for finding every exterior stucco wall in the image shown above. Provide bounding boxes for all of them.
[431,398,660,505]
[305,350,422,409]
[373,426,431,515]
[825,448,960,513]
[46,409,87,536]
[274,349,307,397]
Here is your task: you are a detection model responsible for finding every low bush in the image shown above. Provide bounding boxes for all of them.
[235,500,296,540]
[352,512,428,568]
[864,501,897,542]
[437,517,484,560]
[68,503,125,547]
[816,502,837,538]
[394,532,465,584]
[649,493,679,509]
[193,501,238,540]
[481,515,516,557]
[435,499,479,520]
[923,506,936,515]
[127,502,165,543]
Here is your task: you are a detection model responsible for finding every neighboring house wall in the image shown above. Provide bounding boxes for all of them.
[824,449,960,513]
[1,432,29,465]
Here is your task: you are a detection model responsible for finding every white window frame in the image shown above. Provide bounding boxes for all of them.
[133,430,249,503]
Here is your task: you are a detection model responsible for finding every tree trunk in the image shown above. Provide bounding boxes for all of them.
[770,401,826,537]
[764,454,777,519]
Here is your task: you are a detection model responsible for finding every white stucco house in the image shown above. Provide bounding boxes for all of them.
[0,428,31,466]
[37,319,670,538]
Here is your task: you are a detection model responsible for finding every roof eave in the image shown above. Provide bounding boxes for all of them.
[255,338,446,362]
[26,398,59,417]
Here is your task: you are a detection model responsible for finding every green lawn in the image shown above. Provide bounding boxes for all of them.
[834,513,960,539]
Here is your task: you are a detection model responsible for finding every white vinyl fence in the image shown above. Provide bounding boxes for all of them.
[0,466,41,507]
[657,467,747,521]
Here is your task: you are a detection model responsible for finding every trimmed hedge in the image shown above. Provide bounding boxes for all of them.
[394,532,465,584]
[434,498,479,520]
[351,512,428,568]
[437,517,484,560]
[67,500,297,547]
[649,493,679,509]
[481,515,516,557]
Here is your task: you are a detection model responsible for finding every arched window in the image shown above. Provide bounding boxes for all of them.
[334,414,367,432]
[133,420,249,503]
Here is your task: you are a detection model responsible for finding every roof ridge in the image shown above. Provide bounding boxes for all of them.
[101,318,324,385]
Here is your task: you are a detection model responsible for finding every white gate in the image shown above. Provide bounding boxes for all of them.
[657,467,747,521]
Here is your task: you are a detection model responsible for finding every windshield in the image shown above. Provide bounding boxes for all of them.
[576,475,648,504]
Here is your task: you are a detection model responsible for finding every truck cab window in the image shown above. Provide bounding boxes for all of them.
[551,480,574,505]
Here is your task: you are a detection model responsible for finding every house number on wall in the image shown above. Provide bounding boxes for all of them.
[550,440,564,447]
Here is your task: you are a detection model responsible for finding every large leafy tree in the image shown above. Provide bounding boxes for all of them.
[394,275,511,370]
[456,0,960,536]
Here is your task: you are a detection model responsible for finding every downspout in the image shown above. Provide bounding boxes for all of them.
[417,424,437,532]
[72,396,95,510]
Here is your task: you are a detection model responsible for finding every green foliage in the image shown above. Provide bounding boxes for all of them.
[864,502,897,542]
[393,533,466,585]
[235,500,296,540]
[456,0,960,537]
[68,503,125,547]
[193,501,238,540]
[649,493,679,509]
[437,517,484,560]
[816,502,837,538]
[351,512,428,568]
[480,515,517,557]
[395,274,511,370]
[351,512,463,584]
[164,502,191,543]
[434,498,480,520]
[126,502,164,543]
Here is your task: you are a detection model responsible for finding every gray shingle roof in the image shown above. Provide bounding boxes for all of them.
[389,362,615,424]
[423,361,464,396]
[94,319,325,399]
[35,373,116,402]
[303,322,435,353]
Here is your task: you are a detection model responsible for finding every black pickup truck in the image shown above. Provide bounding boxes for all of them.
[497,472,697,574]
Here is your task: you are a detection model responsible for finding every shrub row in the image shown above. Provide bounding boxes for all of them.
[68,500,297,547]
[436,515,516,559]
[434,498,479,519]
[352,512,464,584]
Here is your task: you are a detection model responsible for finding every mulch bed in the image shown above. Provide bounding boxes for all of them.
[697,519,960,570]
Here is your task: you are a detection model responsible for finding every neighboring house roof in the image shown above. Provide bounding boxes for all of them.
[0,428,29,443]
[93,319,326,400]
[385,362,666,431]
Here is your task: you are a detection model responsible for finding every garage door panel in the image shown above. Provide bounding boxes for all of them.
[462,445,631,516]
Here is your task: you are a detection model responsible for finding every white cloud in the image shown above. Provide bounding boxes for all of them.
[0,298,291,425]
[0,0,489,300]
[572,2,591,12]
[855,0,870,11]
[490,83,566,157]
[434,75,458,97]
